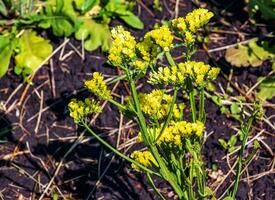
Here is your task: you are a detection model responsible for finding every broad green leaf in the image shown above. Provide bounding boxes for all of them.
[225,45,250,67]
[119,11,144,29]
[225,39,274,67]
[15,30,53,75]
[39,0,79,37]
[103,0,143,29]
[0,35,14,78]
[248,40,273,60]
[75,19,111,51]
[75,0,100,13]
[257,76,275,100]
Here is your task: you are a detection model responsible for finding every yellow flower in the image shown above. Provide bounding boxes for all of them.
[172,9,213,44]
[154,120,205,146]
[144,26,174,51]
[84,72,112,100]
[148,66,186,86]
[108,26,136,66]
[172,17,187,32]
[184,31,195,43]
[149,61,220,87]
[133,60,147,71]
[138,90,185,120]
[68,98,101,123]
[185,8,214,33]
[130,150,158,171]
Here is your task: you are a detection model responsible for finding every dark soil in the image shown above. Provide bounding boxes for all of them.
[0,0,274,200]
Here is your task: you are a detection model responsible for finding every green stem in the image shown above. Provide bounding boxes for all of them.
[198,88,205,123]
[150,146,187,200]
[125,69,187,199]
[106,74,127,85]
[231,115,255,199]
[165,51,176,66]
[125,69,150,145]
[108,98,126,111]
[82,121,159,176]
[189,88,196,123]
[146,173,167,200]
[155,88,178,143]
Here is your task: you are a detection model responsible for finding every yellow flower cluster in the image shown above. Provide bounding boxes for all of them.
[149,65,186,86]
[139,90,185,120]
[130,150,158,171]
[108,26,136,66]
[184,61,220,86]
[84,72,112,100]
[68,98,101,123]
[185,8,214,33]
[172,9,213,43]
[138,121,205,146]
[149,61,220,87]
[136,38,158,63]
[144,26,174,51]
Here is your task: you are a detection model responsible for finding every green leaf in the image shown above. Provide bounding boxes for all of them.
[75,19,111,52]
[52,192,59,200]
[0,35,14,78]
[119,11,144,29]
[228,135,237,147]
[75,0,100,13]
[257,76,275,100]
[15,30,53,75]
[230,103,241,115]
[0,0,7,16]
[225,39,273,67]
[249,0,275,21]
[39,0,79,37]
[218,139,228,150]
[211,95,222,106]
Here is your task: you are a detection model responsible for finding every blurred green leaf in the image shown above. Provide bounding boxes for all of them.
[75,19,111,51]
[15,30,53,76]
[0,35,14,78]
[119,11,144,29]
[225,39,273,67]
[257,76,275,100]
[249,0,275,21]
[39,0,79,37]
[0,0,7,16]
[228,135,237,147]
[218,139,228,150]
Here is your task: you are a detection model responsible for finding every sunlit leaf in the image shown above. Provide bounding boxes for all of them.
[14,30,53,75]
[257,76,275,100]
[0,35,14,78]
[75,19,111,51]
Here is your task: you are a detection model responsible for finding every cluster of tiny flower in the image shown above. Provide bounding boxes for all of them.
[143,26,174,51]
[84,72,112,100]
[137,120,205,147]
[108,25,175,71]
[149,61,220,87]
[138,89,185,120]
[130,150,158,171]
[172,8,214,43]
[68,98,101,123]
[108,26,136,66]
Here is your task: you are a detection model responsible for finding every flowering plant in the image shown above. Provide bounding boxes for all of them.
[69,8,220,199]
